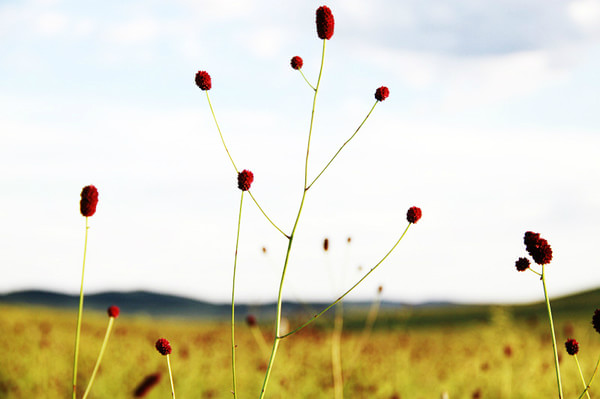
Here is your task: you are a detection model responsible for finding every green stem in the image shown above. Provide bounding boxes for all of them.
[307,101,378,190]
[578,353,600,399]
[206,91,238,173]
[304,39,326,189]
[72,217,90,399]
[575,355,592,399]
[81,317,115,399]
[280,222,412,339]
[248,191,289,239]
[541,264,563,398]
[299,69,316,91]
[259,39,327,399]
[166,354,176,399]
[231,191,244,399]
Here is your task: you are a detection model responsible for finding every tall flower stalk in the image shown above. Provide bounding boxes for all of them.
[155,338,176,398]
[72,184,98,399]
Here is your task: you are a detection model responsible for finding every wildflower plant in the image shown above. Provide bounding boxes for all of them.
[196,5,422,398]
[155,338,176,398]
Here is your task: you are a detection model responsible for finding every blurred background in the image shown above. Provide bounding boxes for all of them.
[1,0,599,305]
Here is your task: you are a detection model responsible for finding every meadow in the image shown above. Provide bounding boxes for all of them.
[2,296,600,398]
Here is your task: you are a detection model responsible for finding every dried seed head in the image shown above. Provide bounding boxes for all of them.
[375,86,389,102]
[406,206,422,224]
[195,70,212,90]
[515,257,530,272]
[155,338,172,355]
[80,185,99,217]
[290,56,303,70]
[565,338,579,355]
[107,305,120,318]
[316,6,334,40]
[237,169,254,191]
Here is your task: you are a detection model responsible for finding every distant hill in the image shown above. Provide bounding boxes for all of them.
[1,288,599,327]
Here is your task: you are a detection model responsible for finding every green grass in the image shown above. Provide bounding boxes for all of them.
[1,303,599,398]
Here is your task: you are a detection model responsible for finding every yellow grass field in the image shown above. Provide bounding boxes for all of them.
[1,304,599,398]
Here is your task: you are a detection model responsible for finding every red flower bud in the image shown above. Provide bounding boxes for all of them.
[290,56,303,70]
[80,185,99,217]
[107,305,120,318]
[237,169,254,191]
[195,70,212,91]
[406,206,422,224]
[155,338,172,355]
[375,86,389,102]
[316,6,334,40]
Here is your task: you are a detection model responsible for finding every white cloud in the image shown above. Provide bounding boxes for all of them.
[36,11,68,35]
[105,17,160,45]
[568,0,600,34]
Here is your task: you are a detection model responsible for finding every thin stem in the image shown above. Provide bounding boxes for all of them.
[72,217,90,399]
[81,317,115,399]
[332,302,344,399]
[578,354,600,399]
[281,222,412,339]
[248,191,289,239]
[575,355,592,399]
[307,101,378,190]
[259,38,328,399]
[166,355,176,399]
[205,91,287,238]
[527,267,542,277]
[541,264,563,399]
[304,39,327,188]
[206,91,238,173]
[231,191,244,399]
[299,69,316,91]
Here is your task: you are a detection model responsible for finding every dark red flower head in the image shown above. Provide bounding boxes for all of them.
[323,238,329,252]
[246,314,257,327]
[290,56,303,70]
[592,309,600,334]
[565,338,579,355]
[237,169,254,191]
[523,231,553,265]
[316,6,334,40]
[515,257,530,272]
[375,86,389,102]
[406,206,422,224]
[155,338,172,355]
[107,305,120,318]
[80,185,99,217]
[195,70,212,91]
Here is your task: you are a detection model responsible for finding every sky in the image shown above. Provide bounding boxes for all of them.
[1,0,600,306]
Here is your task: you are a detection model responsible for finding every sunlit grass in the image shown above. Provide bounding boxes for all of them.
[2,304,600,398]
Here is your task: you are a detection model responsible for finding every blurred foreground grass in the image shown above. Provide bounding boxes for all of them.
[1,303,600,398]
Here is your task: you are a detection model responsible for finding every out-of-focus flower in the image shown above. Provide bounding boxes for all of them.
[107,305,120,318]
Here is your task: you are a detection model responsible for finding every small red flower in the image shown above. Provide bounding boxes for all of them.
[565,338,579,355]
[515,257,530,272]
[592,309,600,334]
[80,185,99,217]
[195,70,212,91]
[246,314,257,327]
[316,6,334,40]
[523,231,553,265]
[107,305,120,318]
[290,56,303,70]
[375,86,389,101]
[237,169,254,191]
[406,206,422,224]
[155,338,172,355]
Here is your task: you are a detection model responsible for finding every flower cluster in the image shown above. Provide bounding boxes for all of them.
[237,169,254,191]
[523,231,553,265]
[195,71,212,91]
[407,206,422,224]
[155,338,172,356]
[107,305,120,318]
[316,6,335,40]
[290,56,303,70]
[80,185,99,217]
[565,338,579,356]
